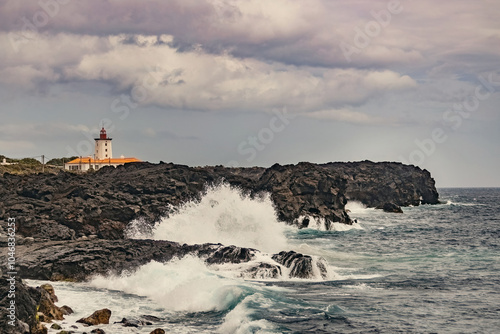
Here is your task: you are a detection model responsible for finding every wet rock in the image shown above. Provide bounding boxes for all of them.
[114,317,152,327]
[205,246,255,264]
[273,251,314,278]
[51,323,62,329]
[245,263,282,279]
[377,202,404,213]
[15,239,184,281]
[60,305,74,315]
[272,251,327,279]
[77,309,111,326]
[0,273,44,334]
[37,312,47,322]
[150,329,165,334]
[141,315,162,322]
[14,239,260,282]
[37,286,64,321]
[32,323,48,334]
[90,329,105,334]
[40,284,58,302]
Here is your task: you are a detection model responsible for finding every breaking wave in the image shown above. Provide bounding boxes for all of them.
[128,183,289,253]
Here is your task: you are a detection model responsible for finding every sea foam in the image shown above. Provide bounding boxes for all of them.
[128,183,289,253]
[91,256,249,313]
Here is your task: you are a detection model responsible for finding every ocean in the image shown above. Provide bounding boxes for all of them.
[28,187,500,333]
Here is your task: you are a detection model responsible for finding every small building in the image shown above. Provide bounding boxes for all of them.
[1,158,17,166]
[64,127,141,172]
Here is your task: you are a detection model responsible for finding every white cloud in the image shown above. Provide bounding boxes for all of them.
[306,108,388,124]
[0,123,91,139]
[0,32,418,118]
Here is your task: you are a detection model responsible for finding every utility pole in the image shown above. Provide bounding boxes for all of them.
[41,155,45,173]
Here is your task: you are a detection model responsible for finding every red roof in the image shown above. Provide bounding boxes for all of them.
[66,157,141,164]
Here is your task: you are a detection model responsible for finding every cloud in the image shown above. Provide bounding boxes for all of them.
[142,128,199,140]
[305,108,389,124]
[1,0,497,70]
[0,32,418,117]
[0,0,497,129]
[0,140,35,153]
[0,123,91,140]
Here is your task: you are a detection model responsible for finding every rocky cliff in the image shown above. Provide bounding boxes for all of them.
[321,161,440,207]
[0,161,439,240]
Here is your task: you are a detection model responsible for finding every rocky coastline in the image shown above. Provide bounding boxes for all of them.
[1,161,438,240]
[0,161,439,333]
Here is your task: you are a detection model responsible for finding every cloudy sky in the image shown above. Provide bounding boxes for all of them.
[1,0,499,187]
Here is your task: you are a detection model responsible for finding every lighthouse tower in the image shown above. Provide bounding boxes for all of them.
[94,127,112,160]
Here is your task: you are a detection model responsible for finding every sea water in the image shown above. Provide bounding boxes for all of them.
[28,187,500,333]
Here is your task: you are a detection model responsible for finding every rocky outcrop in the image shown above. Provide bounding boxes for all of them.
[377,202,404,213]
[114,317,154,328]
[321,161,439,208]
[150,329,165,334]
[12,239,259,281]
[12,239,328,282]
[89,329,106,334]
[272,251,328,279]
[0,274,71,334]
[257,162,350,225]
[13,239,196,281]
[77,309,111,326]
[204,246,255,264]
[245,263,282,279]
[0,273,37,334]
[37,284,65,322]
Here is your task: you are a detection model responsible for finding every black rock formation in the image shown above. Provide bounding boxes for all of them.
[0,161,439,241]
[12,239,328,282]
[377,202,404,213]
[321,161,439,207]
[0,273,66,334]
[272,251,328,279]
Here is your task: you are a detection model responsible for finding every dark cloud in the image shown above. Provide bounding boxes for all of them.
[0,0,499,186]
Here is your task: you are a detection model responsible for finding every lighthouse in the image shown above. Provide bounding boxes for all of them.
[95,127,113,160]
[64,126,141,171]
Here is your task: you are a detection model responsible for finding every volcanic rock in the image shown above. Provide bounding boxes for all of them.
[377,202,404,213]
[322,161,439,208]
[114,317,152,327]
[205,246,255,264]
[0,161,439,240]
[150,329,165,334]
[77,309,111,325]
[245,263,282,279]
[0,273,67,334]
[272,251,328,279]
[90,329,106,334]
[60,305,74,315]
[37,286,64,322]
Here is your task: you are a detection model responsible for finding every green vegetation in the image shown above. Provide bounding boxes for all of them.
[0,155,77,175]
[46,157,78,166]
[19,157,41,165]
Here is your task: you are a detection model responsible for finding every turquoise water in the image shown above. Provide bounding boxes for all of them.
[280,188,500,333]
[32,188,500,333]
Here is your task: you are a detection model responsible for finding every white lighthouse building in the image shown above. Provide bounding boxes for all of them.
[64,127,140,171]
[95,127,113,160]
